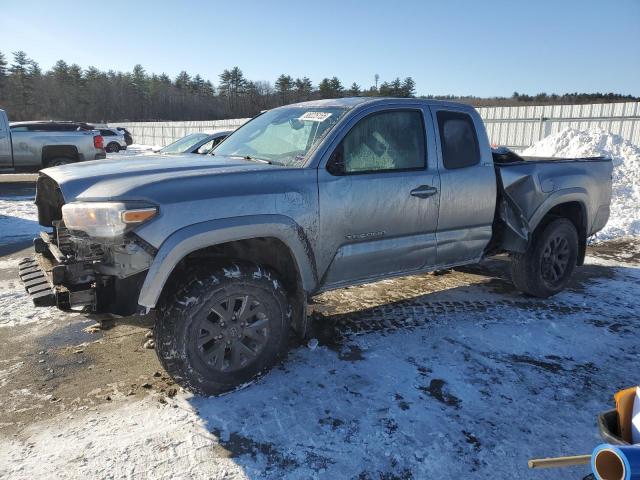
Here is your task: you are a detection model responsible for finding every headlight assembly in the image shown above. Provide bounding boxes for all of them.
[61,202,157,239]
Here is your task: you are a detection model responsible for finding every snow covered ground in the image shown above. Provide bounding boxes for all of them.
[110,143,159,156]
[1,247,638,479]
[0,128,638,479]
[0,194,42,243]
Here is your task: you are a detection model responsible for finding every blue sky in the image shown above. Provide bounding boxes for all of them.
[1,0,638,97]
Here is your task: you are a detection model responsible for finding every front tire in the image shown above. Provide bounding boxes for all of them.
[511,218,579,298]
[155,263,291,395]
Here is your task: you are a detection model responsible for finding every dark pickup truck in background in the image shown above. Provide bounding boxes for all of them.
[19,98,612,394]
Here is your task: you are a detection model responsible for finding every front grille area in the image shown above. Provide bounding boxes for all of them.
[35,175,65,227]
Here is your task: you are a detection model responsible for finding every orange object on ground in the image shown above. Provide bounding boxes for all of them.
[615,386,638,443]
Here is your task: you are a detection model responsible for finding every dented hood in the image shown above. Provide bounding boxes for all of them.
[40,154,277,202]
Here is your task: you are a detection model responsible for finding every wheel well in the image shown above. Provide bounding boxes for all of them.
[537,201,587,265]
[161,237,308,334]
[42,145,79,165]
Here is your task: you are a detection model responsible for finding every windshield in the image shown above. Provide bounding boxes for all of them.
[213,107,347,166]
[160,133,210,154]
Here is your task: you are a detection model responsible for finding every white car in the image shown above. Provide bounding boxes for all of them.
[99,128,127,153]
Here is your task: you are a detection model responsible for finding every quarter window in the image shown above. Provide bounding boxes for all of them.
[341,110,426,173]
[436,111,480,169]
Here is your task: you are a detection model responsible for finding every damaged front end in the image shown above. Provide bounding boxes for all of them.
[19,175,156,315]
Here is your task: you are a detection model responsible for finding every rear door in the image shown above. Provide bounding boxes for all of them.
[429,106,497,266]
[0,111,12,167]
[318,105,441,288]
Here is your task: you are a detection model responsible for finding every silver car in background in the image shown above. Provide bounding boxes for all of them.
[154,130,231,155]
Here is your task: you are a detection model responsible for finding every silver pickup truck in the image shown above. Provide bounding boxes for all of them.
[19,98,612,394]
[0,109,106,170]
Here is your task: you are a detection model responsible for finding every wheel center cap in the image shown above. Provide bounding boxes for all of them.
[228,326,239,338]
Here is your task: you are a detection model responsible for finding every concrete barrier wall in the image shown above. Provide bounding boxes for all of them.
[110,118,251,147]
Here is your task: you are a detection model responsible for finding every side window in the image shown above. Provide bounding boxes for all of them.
[100,129,115,136]
[10,126,29,132]
[436,111,480,169]
[341,110,425,174]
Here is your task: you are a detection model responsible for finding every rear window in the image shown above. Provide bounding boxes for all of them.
[11,123,80,132]
[436,111,480,169]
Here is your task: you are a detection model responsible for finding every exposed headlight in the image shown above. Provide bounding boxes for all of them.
[61,202,157,239]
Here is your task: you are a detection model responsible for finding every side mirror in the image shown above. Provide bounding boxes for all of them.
[197,145,209,155]
[326,146,346,176]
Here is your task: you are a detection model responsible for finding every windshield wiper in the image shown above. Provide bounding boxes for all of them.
[229,154,272,164]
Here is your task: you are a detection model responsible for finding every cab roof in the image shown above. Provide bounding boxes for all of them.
[284,96,477,112]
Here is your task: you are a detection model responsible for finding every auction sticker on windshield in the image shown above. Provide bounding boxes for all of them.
[299,111,332,122]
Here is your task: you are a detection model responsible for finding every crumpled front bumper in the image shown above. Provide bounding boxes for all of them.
[18,233,147,315]
[18,240,96,312]
[18,257,56,307]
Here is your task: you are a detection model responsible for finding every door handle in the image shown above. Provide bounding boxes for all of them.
[410,185,438,198]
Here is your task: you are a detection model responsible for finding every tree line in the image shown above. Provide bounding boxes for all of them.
[0,50,416,122]
[0,50,637,122]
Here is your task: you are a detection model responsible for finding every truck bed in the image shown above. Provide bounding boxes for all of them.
[492,147,610,165]
[490,148,613,255]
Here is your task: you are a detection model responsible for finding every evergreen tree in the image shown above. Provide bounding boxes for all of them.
[348,82,361,96]
[318,78,332,98]
[319,77,344,98]
[294,77,313,101]
[400,77,415,97]
[275,74,293,104]
[0,52,7,104]
[329,77,344,96]
[8,51,36,117]
[175,71,191,90]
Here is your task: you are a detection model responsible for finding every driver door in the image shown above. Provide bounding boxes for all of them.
[317,107,441,288]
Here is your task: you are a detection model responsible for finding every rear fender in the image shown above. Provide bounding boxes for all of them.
[528,188,590,235]
[499,187,589,258]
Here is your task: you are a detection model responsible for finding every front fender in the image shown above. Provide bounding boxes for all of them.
[137,214,317,308]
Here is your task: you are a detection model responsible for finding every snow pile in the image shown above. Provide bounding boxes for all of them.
[523,129,640,241]
[107,144,160,157]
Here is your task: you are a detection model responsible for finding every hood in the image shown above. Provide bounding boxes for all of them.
[41,154,277,202]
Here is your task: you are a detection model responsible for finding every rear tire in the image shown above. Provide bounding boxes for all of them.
[511,218,579,298]
[155,263,291,395]
[45,157,72,167]
[106,142,120,153]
